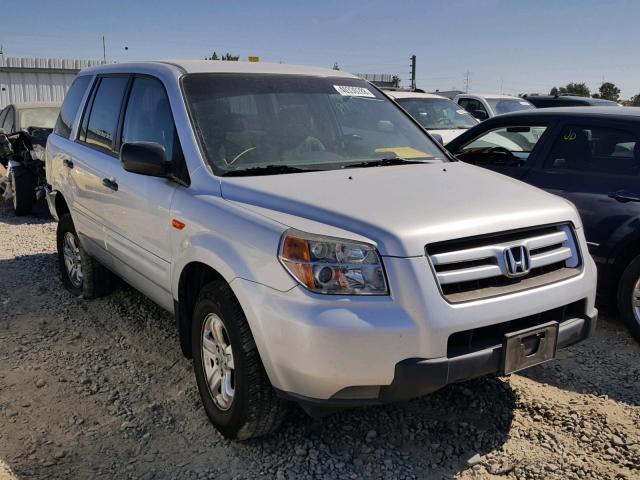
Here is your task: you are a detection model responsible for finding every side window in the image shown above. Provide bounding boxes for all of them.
[54,76,92,139]
[121,76,180,162]
[458,98,470,110]
[83,76,129,153]
[457,125,548,167]
[3,107,15,132]
[469,99,488,115]
[545,124,639,175]
[0,108,7,131]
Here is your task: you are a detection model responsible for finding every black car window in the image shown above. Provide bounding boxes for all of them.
[122,76,180,162]
[54,75,92,139]
[456,125,547,168]
[3,107,15,133]
[82,76,129,153]
[0,108,7,131]
[545,124,639,176]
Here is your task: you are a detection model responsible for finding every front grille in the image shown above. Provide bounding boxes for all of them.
[447,299,586,358]
[426,224,581,303]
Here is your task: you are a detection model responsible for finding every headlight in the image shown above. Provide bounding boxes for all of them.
[278,229,388,295]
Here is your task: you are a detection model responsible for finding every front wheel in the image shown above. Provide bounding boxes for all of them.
[617,254,640,342]
[192,281,287,440]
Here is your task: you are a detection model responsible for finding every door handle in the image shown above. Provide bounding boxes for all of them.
[63,158,74,169]
[608,191,640,203]
[102,177,118,191]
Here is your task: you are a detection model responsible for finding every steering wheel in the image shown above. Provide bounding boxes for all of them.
[487,146,525,167]
[298,136,326,152]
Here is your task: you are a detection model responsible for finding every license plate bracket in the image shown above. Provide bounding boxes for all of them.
[502,321,559,375]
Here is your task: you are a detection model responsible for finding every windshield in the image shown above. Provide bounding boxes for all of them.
[18,107,59,129]
[396,97,478,130]
[486,98,535,115]
[182,74,446,175]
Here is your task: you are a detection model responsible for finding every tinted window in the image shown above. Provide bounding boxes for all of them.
[457,125,548,167]
[54,76,92,139]
[545,125,639,176]
[3,107,15,132]
[183,74,445,175]
[486,98,535,115]
[396,98,477,130]
[459,98,487,116]
[84,76,129,153]
[122,77,179,162]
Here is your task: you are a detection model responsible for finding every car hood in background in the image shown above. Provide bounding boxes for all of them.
[427,128,467,144]
[220,162,580,257]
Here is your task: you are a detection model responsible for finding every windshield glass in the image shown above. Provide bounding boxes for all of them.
[182,74,446,175]
[396,97,478,130]
[486,98,535,115]
[18,107,59,129]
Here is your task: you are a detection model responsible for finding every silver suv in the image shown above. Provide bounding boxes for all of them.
[46,61,597,440]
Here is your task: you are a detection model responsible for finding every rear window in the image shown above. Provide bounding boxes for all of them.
[54,76,92,139]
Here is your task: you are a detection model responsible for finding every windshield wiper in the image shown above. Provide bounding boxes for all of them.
[341,157,429,169]
[223,164,319,177]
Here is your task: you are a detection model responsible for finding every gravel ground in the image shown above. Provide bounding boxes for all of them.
[0,201,638,480]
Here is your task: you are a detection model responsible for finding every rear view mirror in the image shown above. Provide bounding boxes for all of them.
[120,142,170,177]
[471,110,489,121]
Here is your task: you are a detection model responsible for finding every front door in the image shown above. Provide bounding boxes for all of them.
[524,121,640,254]
[98,75,182,310]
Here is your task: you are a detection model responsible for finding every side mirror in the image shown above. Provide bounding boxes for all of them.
[431,133,444,145]
[120,142,170,177]
[471,110,489,121]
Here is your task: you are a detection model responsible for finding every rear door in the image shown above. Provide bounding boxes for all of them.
[96,75,182,310]
[524,119,640,252]
[71,75,130,265]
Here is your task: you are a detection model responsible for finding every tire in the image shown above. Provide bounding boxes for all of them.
[10,169,35,216]
[56,213,112,299]
[192,280,287,440]
[617,254,640,342]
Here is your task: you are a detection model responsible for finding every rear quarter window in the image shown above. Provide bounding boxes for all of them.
[54,76,93,139]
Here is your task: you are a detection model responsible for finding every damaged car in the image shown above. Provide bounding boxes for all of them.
[0,102,61,215]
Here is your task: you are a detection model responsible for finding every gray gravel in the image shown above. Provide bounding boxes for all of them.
[0,201,638,480]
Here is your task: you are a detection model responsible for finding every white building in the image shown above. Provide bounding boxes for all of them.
[0,56,107,108]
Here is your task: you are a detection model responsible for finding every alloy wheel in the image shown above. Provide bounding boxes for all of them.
[201,313,235,411]
[62,232,83,288]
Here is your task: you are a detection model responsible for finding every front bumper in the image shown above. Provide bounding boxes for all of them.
[277,310,596,412]
[231,249,597,402]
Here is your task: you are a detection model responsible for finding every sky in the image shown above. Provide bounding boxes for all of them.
[1,0,639,98]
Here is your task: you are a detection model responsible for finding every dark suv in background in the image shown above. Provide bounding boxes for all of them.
[523,95,621,108]
[446,107,640,341]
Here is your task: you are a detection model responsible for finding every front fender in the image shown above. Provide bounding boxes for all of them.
[170,228,297,300]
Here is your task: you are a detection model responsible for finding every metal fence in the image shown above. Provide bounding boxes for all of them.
[0,57,107,108]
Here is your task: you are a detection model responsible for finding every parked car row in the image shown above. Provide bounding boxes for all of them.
[2,60,636,441]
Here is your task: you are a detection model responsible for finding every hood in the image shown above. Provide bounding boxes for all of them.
[220,162,580,257]
[427,128,467,144]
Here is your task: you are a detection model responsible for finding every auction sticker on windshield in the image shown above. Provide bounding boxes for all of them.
[334,85,376,97]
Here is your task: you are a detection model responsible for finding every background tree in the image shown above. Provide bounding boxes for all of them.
[206,51,239,61]
[597,82,621,101]
[629,94,640,106]
[564,82,590,97]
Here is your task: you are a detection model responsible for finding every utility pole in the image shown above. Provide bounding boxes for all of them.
[464,70,472,93]
[102,36,106,63]
[410,55,416,91]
